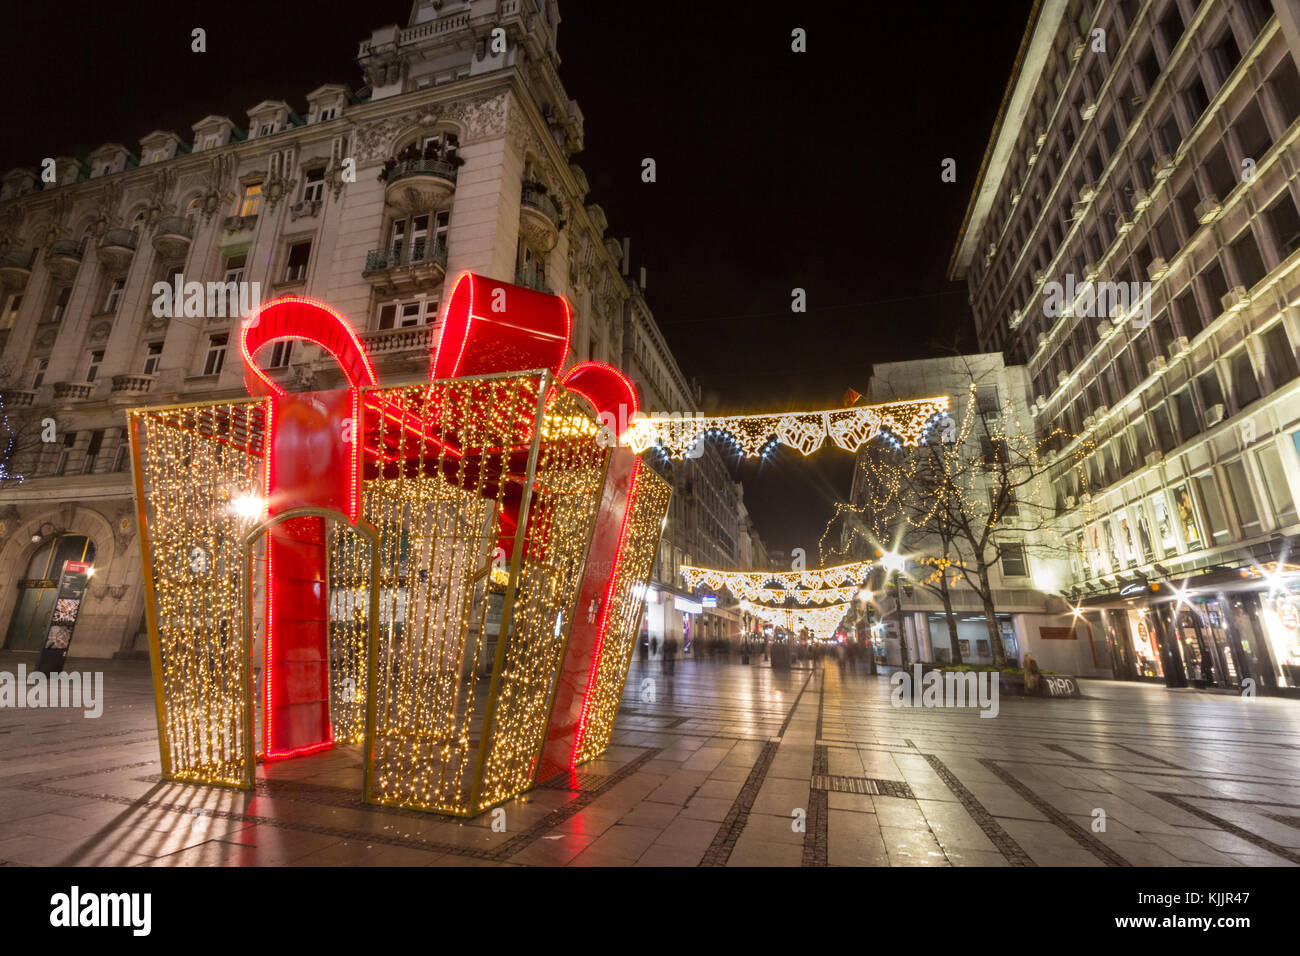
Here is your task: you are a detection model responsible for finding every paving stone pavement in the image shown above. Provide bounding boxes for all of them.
[1,651,1298,867]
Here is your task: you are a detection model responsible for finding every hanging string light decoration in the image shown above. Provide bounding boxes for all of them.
[622,396,950,459]
[679,559,874,596]
[817,380,1093,571]
[740,600,854,637]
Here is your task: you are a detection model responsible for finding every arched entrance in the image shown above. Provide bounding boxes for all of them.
[4,534,96,650]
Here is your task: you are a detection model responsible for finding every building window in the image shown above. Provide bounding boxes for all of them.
[204,334,228,376]
[1224,459,1261,537]
[318,107,336,122]
[377,299,438,329]
[1260,322,1299,392]
[1230,228,1267,289]
[143,341,163,375]
[268,341,293,368]
[1209,28,1242,85]
[1228,347,1261,409]
[1267,58,1300,126]
[1000,543,1027,577]
[238,182,262,218]
[1196,367,1225,413]
[85,349,104,383]
[1257,444,1298,526]
[1,293,22,329]
[81,430,104,475]
[32,357,48,388]
[284,241,311,282]
[103,277,125,313]
[258,122,276,137]
[55,432,76,476]
[302,167,325,202]
[223,253,246,285]
[1151,404,1176,453]
[1195,473,1229,545]
[50,286,71,324]
[1171,388,1199,443]
[1265,190,1300,259]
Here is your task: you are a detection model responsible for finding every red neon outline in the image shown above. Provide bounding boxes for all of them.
[571,458,642,768]
[433,271,476,380]
[559,361,640,429]
[241,295,378,397]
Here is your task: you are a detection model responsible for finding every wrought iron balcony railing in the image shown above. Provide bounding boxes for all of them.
[386,159,459,186]
[363,240,448,274]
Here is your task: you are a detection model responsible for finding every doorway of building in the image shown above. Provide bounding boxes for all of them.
[4,534,96,651]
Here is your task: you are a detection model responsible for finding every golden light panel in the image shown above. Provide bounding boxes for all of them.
[622,396,951,459]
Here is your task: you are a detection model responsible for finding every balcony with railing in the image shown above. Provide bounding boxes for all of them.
[153,216,194,259]
[519,182,563,253]
[514,265,553,296]
[362,240,447,294]
[358,323,437,358]
[0,248,36,290]
[46,239,84,282]
[0,387,37,407]
[53,381,94,405]
[98,228,138,273]
[110,373,156,400]
[381,158,459,211]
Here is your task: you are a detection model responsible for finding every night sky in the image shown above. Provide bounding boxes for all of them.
[0,1,1033,559]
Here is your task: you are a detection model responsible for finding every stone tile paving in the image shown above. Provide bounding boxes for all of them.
[1,651,1299,866]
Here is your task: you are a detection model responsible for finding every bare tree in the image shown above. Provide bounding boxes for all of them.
[828,357,1089,669]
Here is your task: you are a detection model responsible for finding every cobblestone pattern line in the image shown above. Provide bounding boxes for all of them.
[921,753,1036,866]
[700,670,813,867]
[1044,743,1092,762]
[804,674,828,867]
[981,758,1133,867]
[1154,793,1300,864]
[1118,743,1184,769]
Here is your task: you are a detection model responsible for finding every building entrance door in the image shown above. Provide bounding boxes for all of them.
[4,535,96,651]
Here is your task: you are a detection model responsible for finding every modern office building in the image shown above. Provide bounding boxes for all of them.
[0,0,750,661]
[949,0,1300,693]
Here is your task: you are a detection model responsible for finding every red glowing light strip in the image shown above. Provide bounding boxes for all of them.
[440,272,475,380]
[240,295,378,396]
[348,389,360,522]
[261,739,333,762]
[571,458,642,769]
[559,361,640,424]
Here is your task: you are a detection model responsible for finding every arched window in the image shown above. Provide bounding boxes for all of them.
[185,196,202,228]
[130,210,146,239]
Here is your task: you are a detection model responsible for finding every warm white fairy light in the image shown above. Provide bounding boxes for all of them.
[623,396,950,459]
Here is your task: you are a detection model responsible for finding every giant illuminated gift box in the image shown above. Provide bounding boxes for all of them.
[128,273,671,816]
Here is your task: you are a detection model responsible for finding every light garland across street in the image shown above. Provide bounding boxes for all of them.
[740,600,855,637]
[622,396,951,459]
[680,560,873,596]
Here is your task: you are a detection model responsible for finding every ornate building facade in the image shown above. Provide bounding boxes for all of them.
[0,0,750,660]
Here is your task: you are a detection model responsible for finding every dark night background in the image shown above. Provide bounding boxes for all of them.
[0,0,1034,559]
